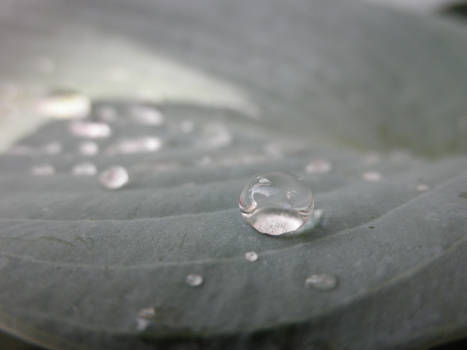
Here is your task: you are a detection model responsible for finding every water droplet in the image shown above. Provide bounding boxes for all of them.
[99,166,129,189]
[130,105,164,126]
[305,159,331,174]
[244,251,258,262]
[239,172,314,235]
[38,89,90,119]
[185,273,203,287]
[78,141,99,156]
[108,137,161,154]
[97,106,117,122]
[416,184,429,192]
[42,142,62,155]
[70,121,111,138]
[31,164,55,176]
[305,273,338,291]
[72,163,97,176]
[362,171,382,182]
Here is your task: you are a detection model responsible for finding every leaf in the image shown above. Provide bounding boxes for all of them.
[1,0,467,350]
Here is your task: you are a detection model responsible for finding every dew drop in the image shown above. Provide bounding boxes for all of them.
[78,141,99,156]
[38,89,90,119]
[239,172,314,235]
[99,166,129,189]
[130,105,164,126]
[72,163,97,176]
[416,184,429,192]
[305,273,338,291]
[244,251,258,262]
[362,171,382,182]
[31,164,55,176]
[70,121,111,139]
[305,159,332,174]
[185,273,203,287]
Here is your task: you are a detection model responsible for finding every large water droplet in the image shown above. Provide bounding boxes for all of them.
[31,164,55,176]
[70,121,111,139]
[99,166,129,189]
[185,274,203,287]
[244,251,258,262]
[305,273,338,291]
[38,89,90,119]
[130,105,164,126]
[78,141,99,156]
[239,172,314,235]
[72,163,97,176]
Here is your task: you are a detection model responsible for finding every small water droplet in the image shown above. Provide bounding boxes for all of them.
[108,137,161,154]
[185,273,203,287]
[305,159,332,174]
[31,164,55,176]
[42,142,62,155]
[362,171,382,182]
[130,105,164,126]
[305,273,338,291]
[416,184,429,192]
[136,307,156,330]
[99,166,129,189]
[70,121,111,139]
[72,163,97,176]
[38,89,90,119]
[239,172,314,235]
[78,141,99,156]
[244,251,258,262]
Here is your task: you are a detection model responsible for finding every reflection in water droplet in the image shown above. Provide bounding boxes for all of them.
[186,274,203,287]
[38,89,90,119]
[31,164,55,176]
[108,137,161,154]
[362,171,382,182]
[306,159,332,174]
[70,121,111,139]
[97,106,117,122]
[43,142,62,155]
[72,163,97,176]
[239,172,314,235]
[78,141,99,156]
[244,251,258,262]
[305,273,338,291]
[99,166,129,189]
[130,105,164,126]
[416,184,429,192]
